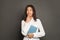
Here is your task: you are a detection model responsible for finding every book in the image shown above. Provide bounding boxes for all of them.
[27,25,37,34]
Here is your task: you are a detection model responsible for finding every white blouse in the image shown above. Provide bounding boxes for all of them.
[21,18,45,38]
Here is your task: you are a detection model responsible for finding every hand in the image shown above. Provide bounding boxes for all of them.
[26,17,32,23]
[27,33,34,38]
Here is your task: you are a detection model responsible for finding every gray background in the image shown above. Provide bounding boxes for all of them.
[0,0,60,40]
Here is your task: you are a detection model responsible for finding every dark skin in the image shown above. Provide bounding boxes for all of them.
[25,7,34,38]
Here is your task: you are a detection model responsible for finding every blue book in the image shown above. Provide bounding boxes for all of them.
[27,25,37,34]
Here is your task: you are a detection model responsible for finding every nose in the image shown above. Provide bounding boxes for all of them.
[28,10,30,14]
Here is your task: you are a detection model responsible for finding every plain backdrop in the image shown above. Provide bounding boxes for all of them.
[0,0,60,40]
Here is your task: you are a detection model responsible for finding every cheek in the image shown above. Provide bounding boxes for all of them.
[30,11,33,15]
[27,11,29,15]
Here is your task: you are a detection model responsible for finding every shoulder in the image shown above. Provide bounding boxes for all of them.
[36,18,42,24]
[36,18,41,22]
[21,20,25,23]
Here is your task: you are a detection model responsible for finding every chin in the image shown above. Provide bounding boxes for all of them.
[30,16,32,17]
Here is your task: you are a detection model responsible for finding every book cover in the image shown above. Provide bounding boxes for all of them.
[27,25,37,34]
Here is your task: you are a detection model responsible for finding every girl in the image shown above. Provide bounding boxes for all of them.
[21,5,45,40]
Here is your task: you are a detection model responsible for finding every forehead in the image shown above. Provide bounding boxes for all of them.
[27,7,32,9]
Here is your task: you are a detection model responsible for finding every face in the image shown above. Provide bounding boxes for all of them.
[27,7,33,17]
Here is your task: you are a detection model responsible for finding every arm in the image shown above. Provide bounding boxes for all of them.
[33,19,46,37]
[21,20,27,36]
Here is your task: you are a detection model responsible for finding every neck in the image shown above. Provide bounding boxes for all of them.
[27,16,33,18]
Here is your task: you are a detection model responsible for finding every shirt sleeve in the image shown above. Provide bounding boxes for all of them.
[21,20,27,36]
[33,19,46,37]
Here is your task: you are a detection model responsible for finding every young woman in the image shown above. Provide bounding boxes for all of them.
[21,5,45,40]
